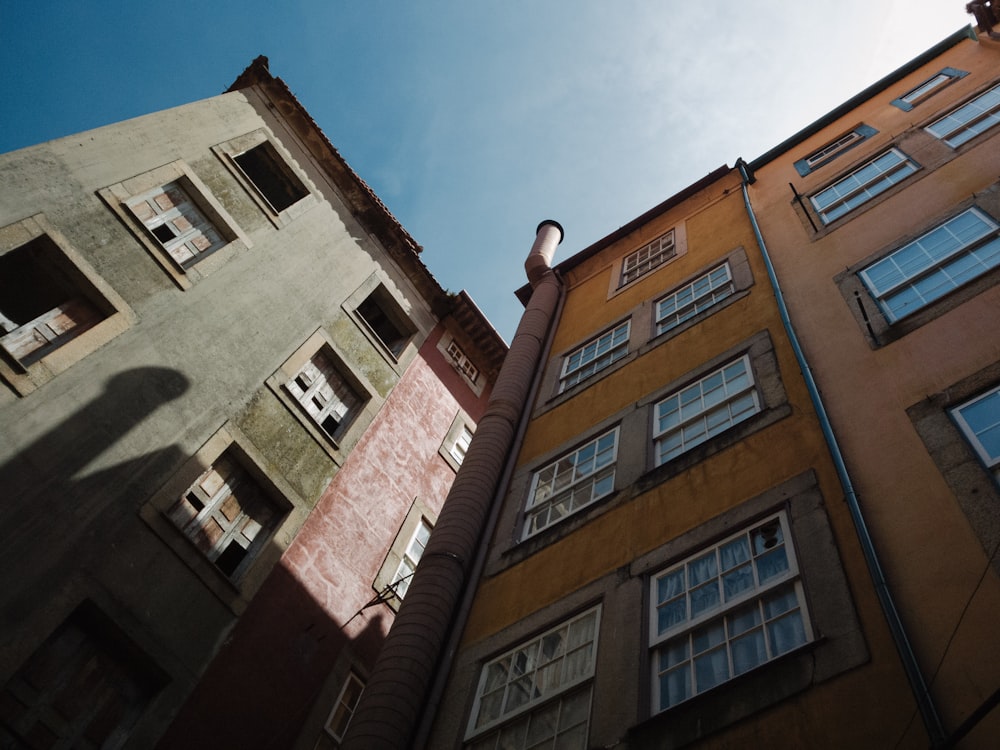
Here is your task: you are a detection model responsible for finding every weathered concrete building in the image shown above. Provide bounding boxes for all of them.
[0,57,503,748]
[344,20,1000,750]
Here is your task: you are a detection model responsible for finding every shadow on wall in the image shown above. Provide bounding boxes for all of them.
[0,366,192,620]
[0,366,391,750]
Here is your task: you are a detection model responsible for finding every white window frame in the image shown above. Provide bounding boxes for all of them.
[559,321,630,392]
[891,67,967,111]
[285,349,363,442]
[925,82,1000,148]
[649,512,812,713]
[859,207,1000,323]
[465,606,600,744]
[805,131,864,169]
[449,424,473,466]
[323,672,365,742]
[446,338,479,383]
[653,355,760,466]
[951,385,1000,481]
[810,148,919,224]
[522,428,618,540]
[620,230,676,286]
[390,518,432,598]
[654,263,734,337]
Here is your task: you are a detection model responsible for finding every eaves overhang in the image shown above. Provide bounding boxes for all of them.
[747,25,976,171]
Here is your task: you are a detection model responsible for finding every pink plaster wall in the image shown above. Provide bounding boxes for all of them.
[158,325,492,749]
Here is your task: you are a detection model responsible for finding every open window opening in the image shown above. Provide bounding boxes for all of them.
[356,286,413,358]
[233,141,308,214]
[0,236,108,366]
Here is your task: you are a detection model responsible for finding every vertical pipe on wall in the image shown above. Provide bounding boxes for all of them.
[341,221,564,750]
[736,158,946,747]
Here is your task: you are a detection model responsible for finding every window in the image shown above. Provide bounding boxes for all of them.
[449,424,474,466]
[356,286,412,358]
[286,349,363,441]
[620,230,676,286]
[0,236,106,366]
[649,513,811,712]
[523,429,618,539]
[466,607,599,748]
[559,321,630,392]
[654,355,760,466]
[925,82,1000,148]
[952,385,1000,482]
[655,264,734,336]
[126,181,226,268]
[233,140,309,214]
[810,148,919,224]
[0,603,165,749]
[446,338,479,383]
[859,207,1000,323]
[168,449,285,580]
[891,67,968,111]
[99,160,250,290]
[793,124,877,176]
[324,673,365,743]
[390,518,432,598]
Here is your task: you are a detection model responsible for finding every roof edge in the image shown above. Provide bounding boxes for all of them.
[748,25,976,170]
[515,164,732,304]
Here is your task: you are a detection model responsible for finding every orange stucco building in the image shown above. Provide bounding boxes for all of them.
[346,22,1000,750]
[742,25,1000,746]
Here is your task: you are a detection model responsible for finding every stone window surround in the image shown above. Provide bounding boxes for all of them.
[907,358,1000,576]
[606,222,688,299]
[371,496,439,612]
[497,330,790,570]
[342,272,420,372]
[924,79,1000,149]
[0,214,135,397]
[793,123,878,177]
[808,147,921,226]
[538,246,753,414]
[211,129,316,229]
[836,183,1000,349]
[464,605,601,744]
[437,331,485,396]
[439,410,477,473]
[266,328,381,463]
[628,471,868,746]
[139,422,308,615]
[98,159,251,291]
[438,472,865,750]
[890,67,969,112]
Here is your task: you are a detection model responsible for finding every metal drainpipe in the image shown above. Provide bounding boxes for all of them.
[412,226,567,750]
[735,159,946,747]
[341,221,565,750]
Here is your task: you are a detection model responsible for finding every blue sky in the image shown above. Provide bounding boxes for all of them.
[1,2,971,341]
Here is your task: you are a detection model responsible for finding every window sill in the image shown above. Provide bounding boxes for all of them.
[629,640,822,748]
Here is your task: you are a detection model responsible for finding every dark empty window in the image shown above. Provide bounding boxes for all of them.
[0,603,165,749]
[0,237,105,365]
[233,141,308,213]
[356,287,411,357]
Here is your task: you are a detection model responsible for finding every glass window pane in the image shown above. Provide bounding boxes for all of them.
[732,629,768,675]
[659,664,691,710]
